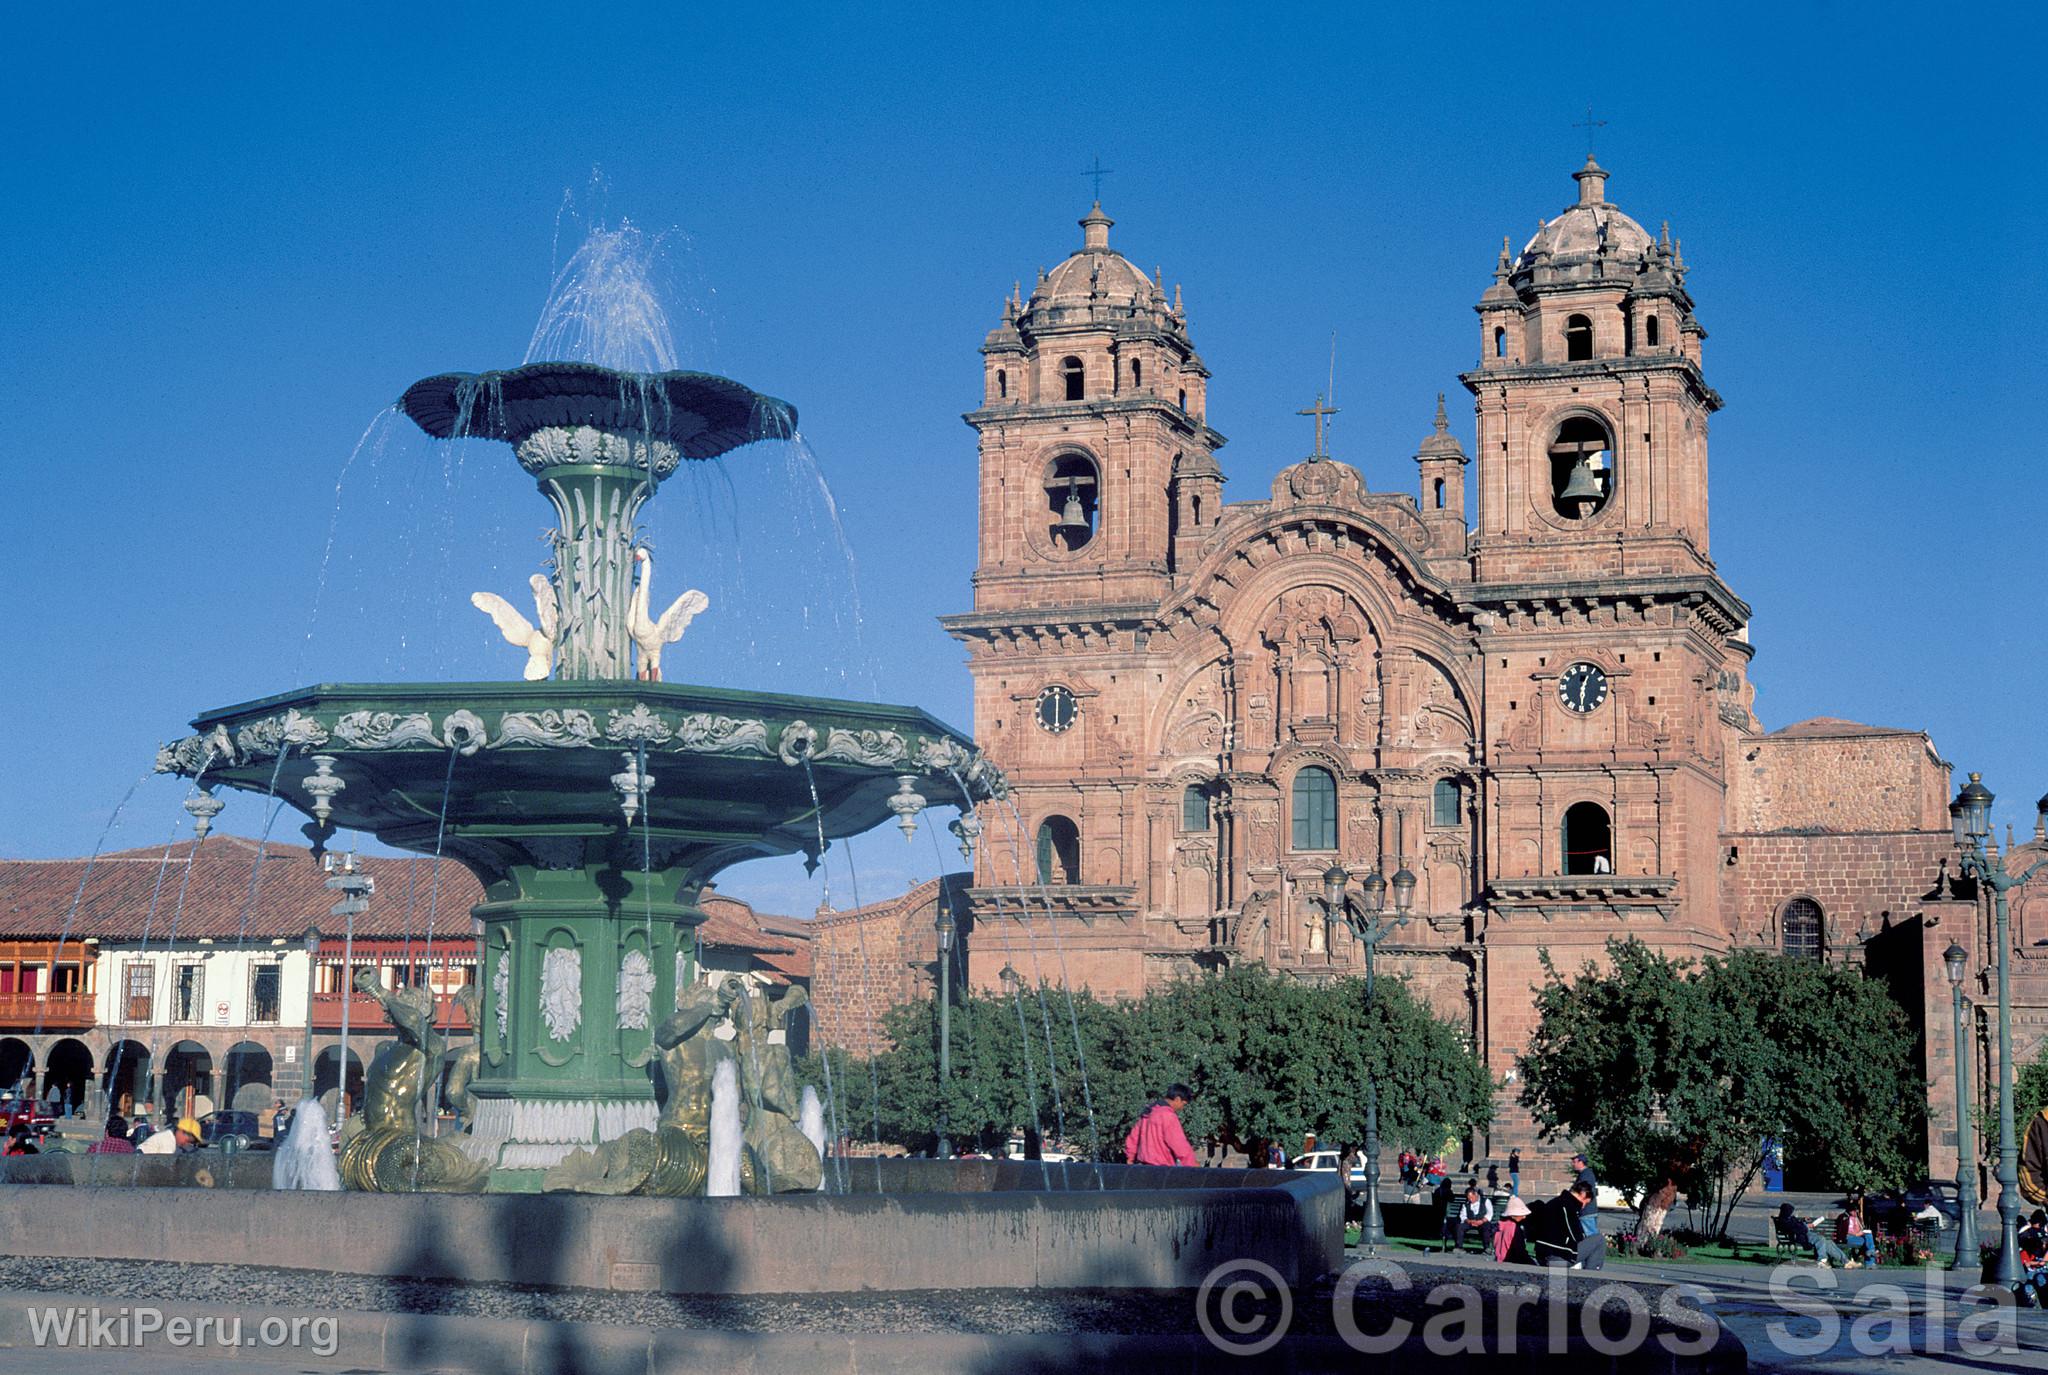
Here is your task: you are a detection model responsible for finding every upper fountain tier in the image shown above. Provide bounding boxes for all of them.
[398,362,798,459]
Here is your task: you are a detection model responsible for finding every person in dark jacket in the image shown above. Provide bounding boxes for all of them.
[1523,1181,1603,1268]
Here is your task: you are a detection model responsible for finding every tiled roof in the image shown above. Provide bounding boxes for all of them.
[0,839,480,941]
[697,893,800,956]
[0,841,807,964]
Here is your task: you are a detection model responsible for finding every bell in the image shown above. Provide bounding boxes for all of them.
[1057,482,1090,533]
[1559,456,1606,513]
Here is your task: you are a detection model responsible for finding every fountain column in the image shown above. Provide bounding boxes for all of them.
[515,425,677,680]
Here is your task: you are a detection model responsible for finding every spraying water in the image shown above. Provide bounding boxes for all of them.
[707,1058,743,1197]
[798,1086,828,1192]
[525,217,681,373]
[272,1099,341,1191]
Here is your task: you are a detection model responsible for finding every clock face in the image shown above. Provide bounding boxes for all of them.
[1557,662,1609,715]
[1035,686,1078,734]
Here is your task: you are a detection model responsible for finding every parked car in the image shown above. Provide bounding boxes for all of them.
[0,1097,55,1133]
[1003,1136,1075,1163]
[1880,1181,1961,1231]
[197,1110,272,1151]
[1290,1150,1368,1186]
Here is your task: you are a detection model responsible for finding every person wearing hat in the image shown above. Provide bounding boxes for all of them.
[1571,1151,1600,1234]
[1494,1195,1531,1262]
[138,1117,203,1155]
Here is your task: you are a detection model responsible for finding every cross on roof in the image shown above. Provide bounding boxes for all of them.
[1081,155,1114,202]
[1297,393,1339,457]
[1573,106,1609,159]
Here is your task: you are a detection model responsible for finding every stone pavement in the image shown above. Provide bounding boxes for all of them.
[1399,1245,2048,1373]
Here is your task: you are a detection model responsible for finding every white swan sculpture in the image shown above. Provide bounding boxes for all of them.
[471,574,559,681]
[628,548,709,683]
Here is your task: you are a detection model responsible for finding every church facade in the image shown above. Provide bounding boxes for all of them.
[924,158,2016,1165]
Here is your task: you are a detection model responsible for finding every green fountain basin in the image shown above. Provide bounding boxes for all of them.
[155,680,999,1188]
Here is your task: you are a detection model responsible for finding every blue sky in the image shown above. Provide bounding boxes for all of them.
[5,3,2043,918]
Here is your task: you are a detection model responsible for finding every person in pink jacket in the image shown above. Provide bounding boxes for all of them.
[1124,1084,1197,1166]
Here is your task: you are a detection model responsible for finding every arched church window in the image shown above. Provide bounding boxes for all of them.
[1131,359,1143,389]
[1781,898,1824,960]
[1043,454,1099,552]
[1178,388,1188,411]
[1494,326,1507,359]
[1433,777,1462,828]
[1061,356,1085,401]
[1433,477,1445,510]
[1646,315,1661,347]
[997,369,1008,399]
[1181,785,1210,832]
[1192,494,1203,525]
[1548,415,1614,521]
[1561,801,1612,875]
[1565,314,1594,362]
[1036,815,1081,885]
[1291,767,1337,852]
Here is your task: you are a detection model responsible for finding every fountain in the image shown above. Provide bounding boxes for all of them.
[152,359,1005,1194]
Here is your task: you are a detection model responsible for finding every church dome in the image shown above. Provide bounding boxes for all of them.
[1025,203,1173,322]
[1517,157,1656,273]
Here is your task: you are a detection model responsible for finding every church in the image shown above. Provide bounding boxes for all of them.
[810,157,2041,1169]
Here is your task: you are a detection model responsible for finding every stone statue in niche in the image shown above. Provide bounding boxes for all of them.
[1304,901,1327,953]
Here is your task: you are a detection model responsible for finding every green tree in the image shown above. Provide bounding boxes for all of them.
[1517,939,1921,1241]
[806,961,1491,1164]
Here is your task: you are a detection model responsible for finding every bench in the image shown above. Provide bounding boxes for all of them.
[1770,1214,1806,1256]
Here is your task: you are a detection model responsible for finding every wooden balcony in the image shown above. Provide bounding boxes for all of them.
[0,990,96,1031]
[310,990,472,1031]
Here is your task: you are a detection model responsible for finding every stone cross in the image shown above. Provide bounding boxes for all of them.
[1080,155,1113,202]
[1297,393,1339,458]
[1574,106,1608,158]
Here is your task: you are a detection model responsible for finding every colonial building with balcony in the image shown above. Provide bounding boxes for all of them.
[1,836,811,1121]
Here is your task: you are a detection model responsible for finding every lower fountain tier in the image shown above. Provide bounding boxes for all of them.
[154,680,998,887]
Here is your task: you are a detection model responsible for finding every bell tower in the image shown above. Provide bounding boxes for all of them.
[964,203,1225,612]
[1466,157,1718,586]
[944,204,1226,940]
[1462,159,1752,961]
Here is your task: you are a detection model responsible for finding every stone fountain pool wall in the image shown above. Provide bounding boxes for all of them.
[0,1160,1340,1294]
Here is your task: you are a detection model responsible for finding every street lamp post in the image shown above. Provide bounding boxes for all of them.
[936,894,956,1159]
[299,925,321,1109]
[1943,941,1982,1271]
[1313,856,1415,1250]
[322,852,374,1120]
[1951,775,2048,1287]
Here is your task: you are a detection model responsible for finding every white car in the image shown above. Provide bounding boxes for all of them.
[1291,1150,1367,1185]
[1003,1137,1075,1163]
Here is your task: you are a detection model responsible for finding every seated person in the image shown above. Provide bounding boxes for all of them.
[86,1115,137,1155]
[2016,1210,2048,1303]
[1450,1184,1496,1253]
[1495,1196,1530,1262]
[1777,1203,1849,1268]
[1839,1204,1880,1267]
[1522,1181,1604,1269]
